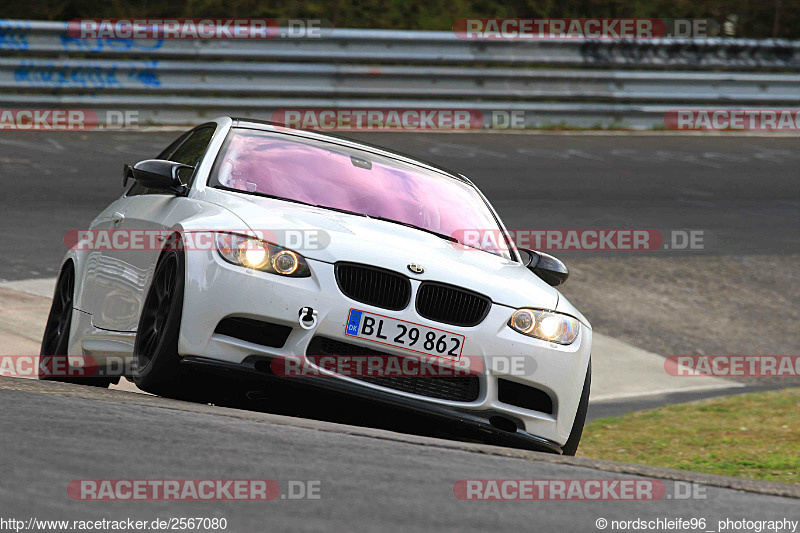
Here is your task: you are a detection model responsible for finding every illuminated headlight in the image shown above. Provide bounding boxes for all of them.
[272,250,299,275]
[508,309,580,345]
[215,233,310,277]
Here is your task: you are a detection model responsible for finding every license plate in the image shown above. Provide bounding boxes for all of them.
[345,309,464,360]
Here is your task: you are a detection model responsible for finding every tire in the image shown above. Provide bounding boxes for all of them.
[40,261,116,387]
[561,360,591,456]
[132,247,204,401]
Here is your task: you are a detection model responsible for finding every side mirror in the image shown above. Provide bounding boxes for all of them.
[518,249,569,287]
[123,159,193,195]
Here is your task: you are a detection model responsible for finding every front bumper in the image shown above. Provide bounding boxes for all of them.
[179,250,592,446]
[181,354,564,454]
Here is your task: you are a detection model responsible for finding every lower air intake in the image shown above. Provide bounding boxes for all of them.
[306,336,480,402]
[497,378,554,415]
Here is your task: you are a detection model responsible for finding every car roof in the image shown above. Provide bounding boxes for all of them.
[230,117,470,184]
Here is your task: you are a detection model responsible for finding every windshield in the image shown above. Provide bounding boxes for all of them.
[210,128,512,259]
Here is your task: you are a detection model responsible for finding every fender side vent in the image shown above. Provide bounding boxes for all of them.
[214,317,291,348]
[497,378,554,415]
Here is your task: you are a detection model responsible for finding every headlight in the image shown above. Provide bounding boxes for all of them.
[215,233,311,277]
[508,309,579,345]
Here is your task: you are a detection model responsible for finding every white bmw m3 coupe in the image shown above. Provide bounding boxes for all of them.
[41,117,592,455]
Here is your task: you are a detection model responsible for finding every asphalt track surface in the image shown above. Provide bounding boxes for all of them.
[1,131,798,529]
[2,378,798,531]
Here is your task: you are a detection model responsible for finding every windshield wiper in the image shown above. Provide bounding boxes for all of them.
[371,215,460,244]
[214,186,369,218]
[214,185,317,208]
[315,206,459,244]
[312,205,368,218]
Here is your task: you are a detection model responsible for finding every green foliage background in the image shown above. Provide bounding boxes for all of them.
[8,0,800,39]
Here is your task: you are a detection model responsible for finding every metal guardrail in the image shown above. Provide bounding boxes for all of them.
[2,19,800,128]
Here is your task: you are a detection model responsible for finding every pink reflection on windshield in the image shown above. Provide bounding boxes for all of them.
[215,131,507,255]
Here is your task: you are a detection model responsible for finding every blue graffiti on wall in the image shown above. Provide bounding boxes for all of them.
[60,32,164,53]
[0,20,31,50]
[14,60,161,89]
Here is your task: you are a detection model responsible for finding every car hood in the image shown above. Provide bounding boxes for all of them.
[203,190,560,310]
